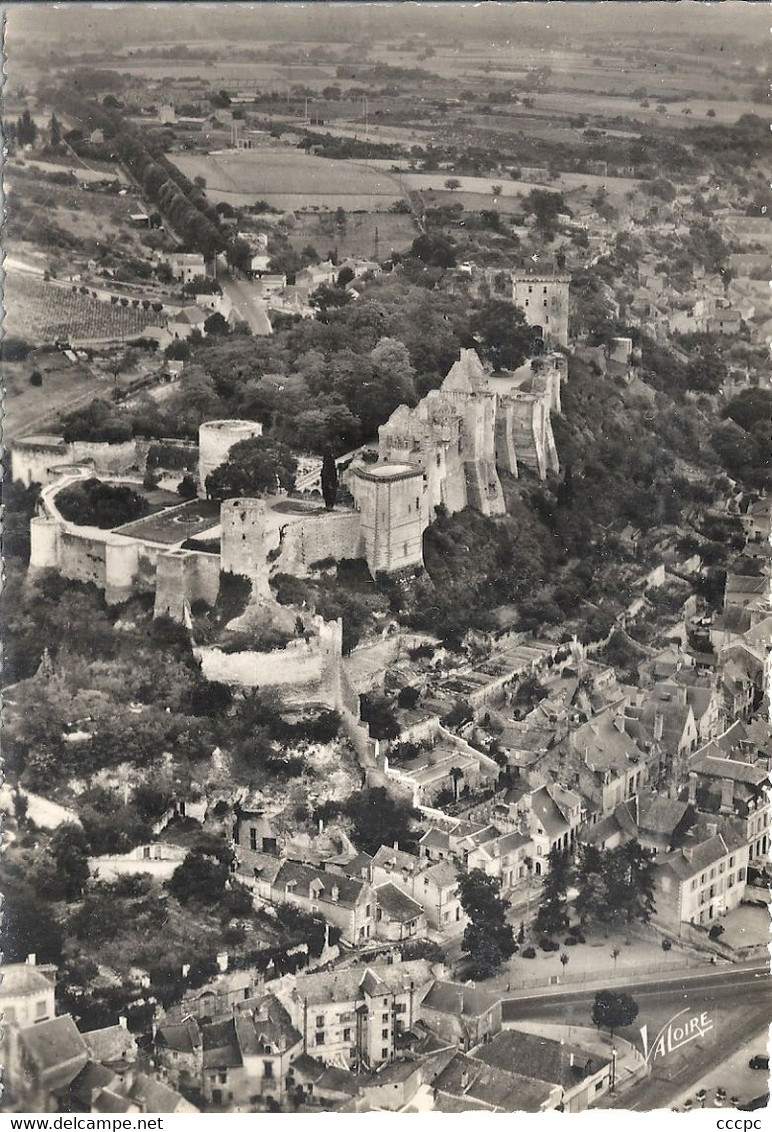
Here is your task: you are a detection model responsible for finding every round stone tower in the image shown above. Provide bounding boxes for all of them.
[198,419,263,496]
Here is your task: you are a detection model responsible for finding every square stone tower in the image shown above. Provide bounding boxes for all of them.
[513,270,571,349]
[350,463,428,575]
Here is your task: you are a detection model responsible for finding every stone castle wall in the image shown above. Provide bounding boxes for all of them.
[195,616,343,708]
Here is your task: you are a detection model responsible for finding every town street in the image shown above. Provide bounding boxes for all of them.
[502,961,771,1110]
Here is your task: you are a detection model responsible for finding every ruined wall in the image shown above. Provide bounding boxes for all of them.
[11,440,70,487]
[104,538,141,604]
[58,529,108,589]
[195,616,343,708]
[276,510,363,574]
[69,439,144,475]
[153,549,220,621]
[504,395,559,479]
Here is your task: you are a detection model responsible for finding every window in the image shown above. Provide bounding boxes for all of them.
[219,1073,227,1085]
[416,497,420,510]
[525,299,530,307]
[316,1032,325,1046]
[729,855,735,867]
[382,1028,389,1039]
[595,1081,604,1092]
[382,1048,389,1060]
[382,998,388,1006]
[738,868,746,881]
[316,1015,324,1028]
[382,1012,389,1022]
[691,879,697,891]
[343,1028,351,1042]
[543,286,548,295]
[719,862,725,873]
[710,868,715,880]
[366,905,371,918]
[249,829,257,851]
[727,873,735,888]
[35,1000,48,1020]
[528,285,533,294]
[403,542,408,556]
[543,298,548,307]
[263,1061,274,1079]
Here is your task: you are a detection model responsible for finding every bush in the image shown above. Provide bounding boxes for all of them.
[29,371,43,387]
[522,946,536,959]
[661,938,672,951]
[2,336,31,362]
[708,924,724,941]
[56,478,149,529]
[538,938,560,952]
[564,935,578,946]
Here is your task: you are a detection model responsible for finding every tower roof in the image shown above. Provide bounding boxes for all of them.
[442,349,488,394]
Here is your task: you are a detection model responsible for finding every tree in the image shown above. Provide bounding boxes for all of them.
[17,108,37,146]
[523,188,566,238]
[471,299,544,371]
[410,232,457,269]
[310,283,352,318]
[177,473,198,500]
[168,835,234,906]
[204,312,229,336]
[535,845,571,937]
[55,478,148,529]
[444,178,461,191]
[343,787,419,856]
[492,184,503,196]
[205,436,298,500]
[591,989,639,1037]
[321,448,339,510]
[458,869,516,979]
[50,113,62,147]
[48,823,91,901]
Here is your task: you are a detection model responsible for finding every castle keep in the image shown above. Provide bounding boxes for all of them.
[25,347,565,618]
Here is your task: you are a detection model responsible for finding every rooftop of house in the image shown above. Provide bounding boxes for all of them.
[376,882,426,923]
[421,980,497,1019]
[233,993,301,1056]
[529,785,571,838]
[293,960,434,1008]
[156,1017,202,1054]
[433,1052,556,1113]
[474,1030,607,1091]
[200,1019,243,1070]
[129,1072,195,1112]
[372,844,422,875]
[82,1024,137,1067]
[19,1015,88,1090]
[419,828,452,852]
[691,754,768,787]
[316,1065,362,1097]
[272,859,370,908]
[636,791,693,838]
[0,962,57,998]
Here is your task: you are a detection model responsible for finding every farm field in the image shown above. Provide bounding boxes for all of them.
[169,148,406,211]
[287,209,417,260]
[5,272,164,345]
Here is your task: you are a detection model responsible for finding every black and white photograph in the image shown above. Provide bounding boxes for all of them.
[1,1,769,1119]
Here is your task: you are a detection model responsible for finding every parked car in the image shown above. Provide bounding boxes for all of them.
[749,1055,769,1071]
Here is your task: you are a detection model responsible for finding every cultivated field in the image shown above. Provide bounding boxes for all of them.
[169,148,406,211]
[287,210,417,259]
[5,272,163,345]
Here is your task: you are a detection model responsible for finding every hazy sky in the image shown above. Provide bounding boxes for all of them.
[8,2,768,54]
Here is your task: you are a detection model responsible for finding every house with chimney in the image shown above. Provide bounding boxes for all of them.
[472,1029,612,1112]
[420,981,502,1051]
[156,992,302,1110]
[652,814,749,935]
[431,1051,560,1112]
[267,860,376,946]
[371,846,466,935]
[281,960,435,1072]
[687,751,770,865]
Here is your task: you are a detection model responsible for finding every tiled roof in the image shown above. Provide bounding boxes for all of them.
[692,755,768,786]
[129,1073,192,1112]
[433,1052,556,1112]
[0,963,56,997]
[316,1066,361,1097]
[474,1029,607,1089]
[661,834,729,881]
[272,860,369,909]
[294,960,434,1008]
[423,860,459,888]
[421,980,496,1019]
[419,828,451,851]
[19,1015,88,1090]
[376,883,425,923]
[157,1018,201,1055]
[233,994,300,1056]
[637,792,692,837]
[83,1024,137,1066]
[530,786,570,838]
[200,1019,243,1069]
[372,845,421,875]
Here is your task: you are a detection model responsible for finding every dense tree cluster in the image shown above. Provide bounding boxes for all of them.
[55,477,149,529]
[458,868,517,979]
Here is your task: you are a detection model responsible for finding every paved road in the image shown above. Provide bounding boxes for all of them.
[220,273,272,335]
[502,962,771,1111]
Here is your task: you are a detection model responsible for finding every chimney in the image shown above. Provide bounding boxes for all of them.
[26,954,36,967]
[706,821,718,839]
[182,963,191,979]
[688,772,698,805]
[318,818,325,834]
[460,1069,470,1091]
[683,845,694,863]
[217,952,229,973]
[118,1016,128,1030]
[719,778,734,815]
[331,885,340,903]
[393,840,400,850]
[569,1051,575,1067]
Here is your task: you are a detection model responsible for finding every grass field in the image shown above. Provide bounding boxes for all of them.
[5,273,163,345]
[169,148,406,211]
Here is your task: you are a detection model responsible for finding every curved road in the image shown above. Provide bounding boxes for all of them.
[502,961,771,1111]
